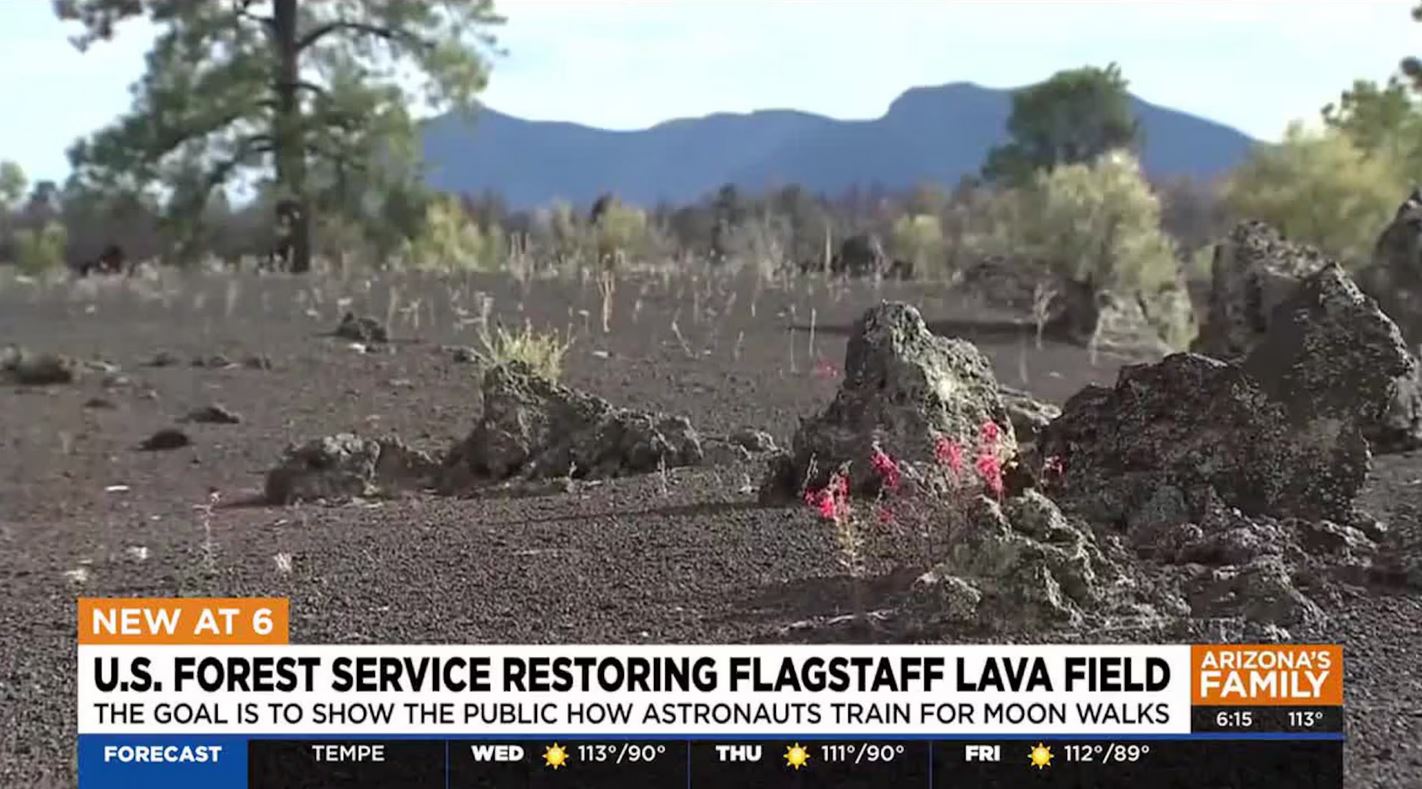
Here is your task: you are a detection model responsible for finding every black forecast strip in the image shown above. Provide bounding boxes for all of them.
[246,738,1344,788]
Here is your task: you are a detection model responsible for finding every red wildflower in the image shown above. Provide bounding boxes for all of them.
[979,420,1001,448]
[976,451,1004,500]
[805,470,851,521]
[869,446,901,492]
[934,436,964,475]
[877,506,895,525]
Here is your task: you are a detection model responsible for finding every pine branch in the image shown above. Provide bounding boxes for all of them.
[296,20,434,53]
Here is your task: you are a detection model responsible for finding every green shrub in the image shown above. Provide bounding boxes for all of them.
[401,195,500,271]
[969,150,1179,295]
[15,222,68,276]
[592,200,650,268]
[889,214,945,274]
[1222,123,1404,265]
[1027,150,1178,293]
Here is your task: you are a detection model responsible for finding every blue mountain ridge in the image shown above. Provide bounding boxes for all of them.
[420,81,1257,208]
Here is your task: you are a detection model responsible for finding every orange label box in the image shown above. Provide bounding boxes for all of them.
[1191,644,1342,706]
[78,598,289,645]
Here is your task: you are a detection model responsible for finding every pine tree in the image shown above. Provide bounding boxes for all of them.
[57,0,502,271]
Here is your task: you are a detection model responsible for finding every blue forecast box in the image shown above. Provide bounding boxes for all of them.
[79,735,250,789]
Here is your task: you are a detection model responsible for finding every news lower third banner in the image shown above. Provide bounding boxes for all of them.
[75,598,1345,788]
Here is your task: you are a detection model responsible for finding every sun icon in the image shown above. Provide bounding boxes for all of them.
[1028,742,1053,769]
[784,742,811,770]
[543,743,569,769]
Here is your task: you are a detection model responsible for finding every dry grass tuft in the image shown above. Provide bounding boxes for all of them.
[479,321,573,381]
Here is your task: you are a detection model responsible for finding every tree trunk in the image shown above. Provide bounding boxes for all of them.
[271,0,311,273]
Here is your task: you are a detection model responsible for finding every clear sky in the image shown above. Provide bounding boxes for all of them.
[0,1,1416,184]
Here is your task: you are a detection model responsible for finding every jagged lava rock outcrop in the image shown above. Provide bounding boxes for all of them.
[761,302,1014,500]
[442,361,703,485]
[265,434,438,504]
[1037,264,1413,526]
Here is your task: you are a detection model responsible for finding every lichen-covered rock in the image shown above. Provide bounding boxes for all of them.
[335,312,389,343]
[1192,221,1329,360]
[1245,265,1410,497]
[912,494,1103,630]
[1242,263,1415,427]
[1171,500,1290,568]
[442,362,703,485]
[1034,354,1295,522]
[1296,519,1377,558]
[1041,265,1412,525]
[1004,489,1084,546]
[3,348,79,385]
[998,386,1060,446]
[1242,264,1415,497]
[908,570,982,624]
[264,434,437,504]
[1361,189,1422,343]
[1186,557,1321,627]
[1192,222,1422,453]
[761,302,1014,500]
[1366,365,1422,453]
[1360,194,1422,451]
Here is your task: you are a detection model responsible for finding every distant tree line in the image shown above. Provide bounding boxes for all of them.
[4,2,1420,300]
[0,54,1217,305]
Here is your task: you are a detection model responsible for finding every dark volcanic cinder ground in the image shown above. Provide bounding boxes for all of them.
[0,269,1419,788]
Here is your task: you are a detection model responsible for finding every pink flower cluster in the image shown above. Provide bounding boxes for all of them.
[976,421,1004,500]
[869,446,901,492]
[975,453,1004,500]
[933,436,963,474]
[804,470,850,521]
[933,420,1006,500]
[813,359,841,380]
[803,419,1013,523]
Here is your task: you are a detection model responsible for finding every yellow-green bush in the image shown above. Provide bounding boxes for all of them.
[1222,123,1405,266]
[1027,150,1178,293]
[401,195,501,271]
[592,200,649,267]
[889,214,945,273]
[529,198,654,271]
[15,222,68,276]
[971,150,1179,295]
